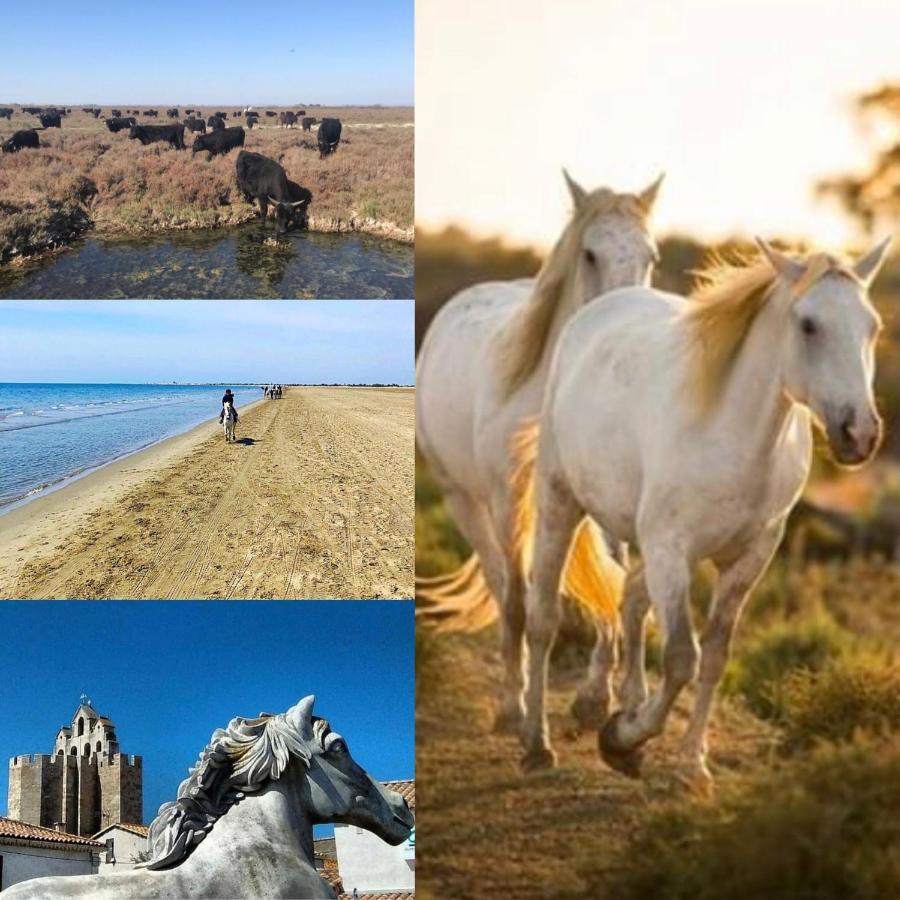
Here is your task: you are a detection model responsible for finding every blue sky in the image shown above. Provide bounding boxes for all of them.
[0,601,413,834]
[0,301,414,384]
[3,1,412,106]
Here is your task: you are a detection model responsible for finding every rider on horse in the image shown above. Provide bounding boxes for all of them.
[219,388,240,423]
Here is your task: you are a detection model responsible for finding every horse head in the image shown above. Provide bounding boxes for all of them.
[144,695,412,871]
[560,169,662,306]
[758,236,891,466]
[287,695,415,844]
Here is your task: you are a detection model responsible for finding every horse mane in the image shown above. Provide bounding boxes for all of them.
[143,710,322,870]
[497,189,648,397]
[685,250,858,413]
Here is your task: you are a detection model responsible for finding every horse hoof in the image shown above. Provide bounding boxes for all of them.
[521,745,557,773]
[570,692,610,731]
[598,712,643,778]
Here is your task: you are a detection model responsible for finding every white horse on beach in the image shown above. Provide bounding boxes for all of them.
[222,401,237,442]
[416,172,663,731]
[515,237,891,787]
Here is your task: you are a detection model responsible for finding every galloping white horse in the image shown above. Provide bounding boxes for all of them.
[223,400,237,442]
[517,238,891,786]
[417,172,662,731]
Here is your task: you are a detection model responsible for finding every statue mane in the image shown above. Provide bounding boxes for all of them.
[144,709,328,870]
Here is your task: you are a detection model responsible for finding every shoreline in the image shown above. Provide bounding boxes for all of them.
[0,396,268,519]
[0,388,414,600]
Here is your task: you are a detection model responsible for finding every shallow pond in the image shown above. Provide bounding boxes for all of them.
[0,226,414,299]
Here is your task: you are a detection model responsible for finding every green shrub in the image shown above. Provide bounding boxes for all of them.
[780,656,900,753]
[722,610,853,720]
[604,737,900,900]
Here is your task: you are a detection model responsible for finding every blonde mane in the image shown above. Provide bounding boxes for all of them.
[685,250,859,413]
[497,190,648,397]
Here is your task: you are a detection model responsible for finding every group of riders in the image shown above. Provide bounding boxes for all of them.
[217,384,284,425]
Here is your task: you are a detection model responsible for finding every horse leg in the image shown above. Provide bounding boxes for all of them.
[570,613,618,731]
[599,540,697,777]
[679,523,784,791]
[441,489,521,732]
[617,563,652,712]
[521,456,582,770]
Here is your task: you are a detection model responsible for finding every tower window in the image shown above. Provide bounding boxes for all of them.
[70,748,77,755]
[77,718,85,737]
[96,741,102,752]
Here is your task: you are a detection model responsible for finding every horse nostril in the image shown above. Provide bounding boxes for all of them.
[840,420,854,444]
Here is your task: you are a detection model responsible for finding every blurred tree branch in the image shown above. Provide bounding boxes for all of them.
[817,84,900,231]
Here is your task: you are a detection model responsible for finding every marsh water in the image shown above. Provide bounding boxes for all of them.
[0,226,414,299]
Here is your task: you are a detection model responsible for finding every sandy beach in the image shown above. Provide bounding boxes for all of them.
[0,387,413,599]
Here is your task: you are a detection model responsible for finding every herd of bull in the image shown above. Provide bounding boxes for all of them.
[0,105,342,158]
[0,105,344,234]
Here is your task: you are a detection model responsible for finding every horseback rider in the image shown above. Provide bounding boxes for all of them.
[219,388,240,423]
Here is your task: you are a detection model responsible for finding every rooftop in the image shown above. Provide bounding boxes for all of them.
[0,817,104,848]
[92,822,149,840]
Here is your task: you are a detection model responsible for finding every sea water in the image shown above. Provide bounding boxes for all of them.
[0,383,260,509]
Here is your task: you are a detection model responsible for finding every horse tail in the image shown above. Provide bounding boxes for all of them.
[416,554,498,633]
[510,419,622,623]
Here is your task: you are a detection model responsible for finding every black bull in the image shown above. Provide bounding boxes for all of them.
[106,116,136,133]
[2,129,40,153]
[129,124,186,149]
[192,126,245,157]
[235,150,312,234]
[317,117,341,156]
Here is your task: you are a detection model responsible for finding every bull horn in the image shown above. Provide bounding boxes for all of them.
[267,196,284,206]
[287,198,309,207]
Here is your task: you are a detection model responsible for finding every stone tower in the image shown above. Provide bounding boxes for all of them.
[8,698,142,837]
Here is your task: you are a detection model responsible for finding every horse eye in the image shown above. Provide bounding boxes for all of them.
[800,317,818,337]
[328,739,347,755]
[584,249,597,265]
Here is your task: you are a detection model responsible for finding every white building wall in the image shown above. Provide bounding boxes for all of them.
[334,824,415,894]
[96,828,147,872]
[0,844,96,891]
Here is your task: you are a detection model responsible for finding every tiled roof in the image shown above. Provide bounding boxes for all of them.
[0,817,103,848]
[339,893,414,900]
[93,822,149,839]
[322,869,344,893]
[383,779,415,809]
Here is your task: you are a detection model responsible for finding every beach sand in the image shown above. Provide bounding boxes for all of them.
[0,387,413,599]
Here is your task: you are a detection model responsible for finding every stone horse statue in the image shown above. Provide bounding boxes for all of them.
[7,696,414,899]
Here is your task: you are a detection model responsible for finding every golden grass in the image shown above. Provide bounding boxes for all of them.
[0,106,412,260]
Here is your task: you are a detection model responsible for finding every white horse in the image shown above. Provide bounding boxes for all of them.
[416,172,662,732]
[5,696,414,899]
[516,237,891,786]
[223,400,237,442]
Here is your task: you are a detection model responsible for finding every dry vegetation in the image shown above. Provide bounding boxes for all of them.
[416,228,900,899]
[0,105,413,262]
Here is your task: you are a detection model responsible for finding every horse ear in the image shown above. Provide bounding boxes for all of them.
[854,235,892,285]
[562,168,587,211]
[287,695,315,737]
[637,172,664,214]
[755,237,804,281]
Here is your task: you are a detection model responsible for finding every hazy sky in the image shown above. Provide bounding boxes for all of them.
[0,301,414,384]
[0,601,413,833]
[417,0,900,247]
[4,0,413,106]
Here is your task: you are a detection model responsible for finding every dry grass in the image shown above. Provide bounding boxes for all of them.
[0,105,412,261]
